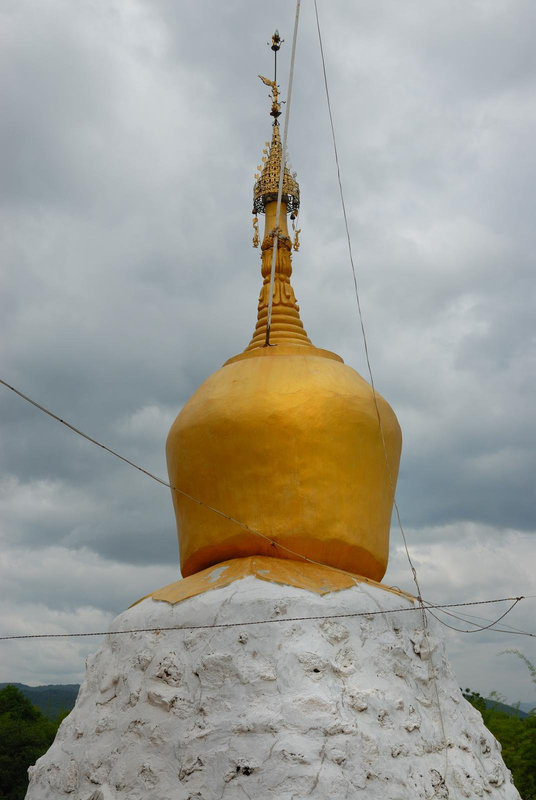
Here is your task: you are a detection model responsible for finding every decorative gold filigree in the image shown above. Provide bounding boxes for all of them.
[252,121,300,216]
[258,277,299,312]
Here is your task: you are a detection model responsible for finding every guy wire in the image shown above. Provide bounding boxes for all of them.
[265,0,301,345]
[312,3,448,792]
[0,596,525,642]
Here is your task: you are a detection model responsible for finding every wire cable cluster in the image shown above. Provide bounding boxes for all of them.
[266,0,301,345]
[0,597,527,642]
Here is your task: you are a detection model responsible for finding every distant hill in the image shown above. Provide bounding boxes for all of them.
[482,697,529,718]
[0,683,80,720]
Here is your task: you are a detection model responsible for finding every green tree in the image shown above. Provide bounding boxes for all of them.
[463,688,536,799]
[0,685,60,800]
[502,649,536,712]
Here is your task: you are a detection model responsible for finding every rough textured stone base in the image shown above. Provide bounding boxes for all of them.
[26,577,520,799]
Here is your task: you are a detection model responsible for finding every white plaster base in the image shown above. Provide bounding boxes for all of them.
[26,578,520,799]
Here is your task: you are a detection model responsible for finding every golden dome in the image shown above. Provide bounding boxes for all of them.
[167,345,401,581]
[165,47,402,588]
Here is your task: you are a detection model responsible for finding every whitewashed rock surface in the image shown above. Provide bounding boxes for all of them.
[26,577,520,799]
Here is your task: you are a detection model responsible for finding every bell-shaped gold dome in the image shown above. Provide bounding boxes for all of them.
[166,61,402,587]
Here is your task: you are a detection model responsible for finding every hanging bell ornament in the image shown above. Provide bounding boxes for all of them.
[291,211,300,251]
[252,215,260,248]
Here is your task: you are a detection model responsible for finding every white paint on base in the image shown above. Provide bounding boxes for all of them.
[26,577,520,799]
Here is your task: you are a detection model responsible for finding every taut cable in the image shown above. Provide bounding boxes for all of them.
[265,0,301,346]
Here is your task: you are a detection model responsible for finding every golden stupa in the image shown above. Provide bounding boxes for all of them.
[148,35,402,605]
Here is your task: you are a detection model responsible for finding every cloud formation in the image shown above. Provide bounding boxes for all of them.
[1,0,534,701]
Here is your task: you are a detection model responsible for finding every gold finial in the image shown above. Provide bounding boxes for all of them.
[253,33,299,217]
[258,29,284,122]
[259,74,282,120]
[271,29,282,52]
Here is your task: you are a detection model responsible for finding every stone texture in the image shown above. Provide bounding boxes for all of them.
[26,577,520,799]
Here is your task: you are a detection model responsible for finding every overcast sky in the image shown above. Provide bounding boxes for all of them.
[1,0,535,704]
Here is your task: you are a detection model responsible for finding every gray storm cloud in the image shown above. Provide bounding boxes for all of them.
[1,0,534,700]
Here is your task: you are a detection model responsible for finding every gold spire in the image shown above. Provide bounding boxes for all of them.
[247,66,310,350]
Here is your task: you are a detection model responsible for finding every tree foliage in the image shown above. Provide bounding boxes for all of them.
[0,685,63,800]
[463,689,536,800]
